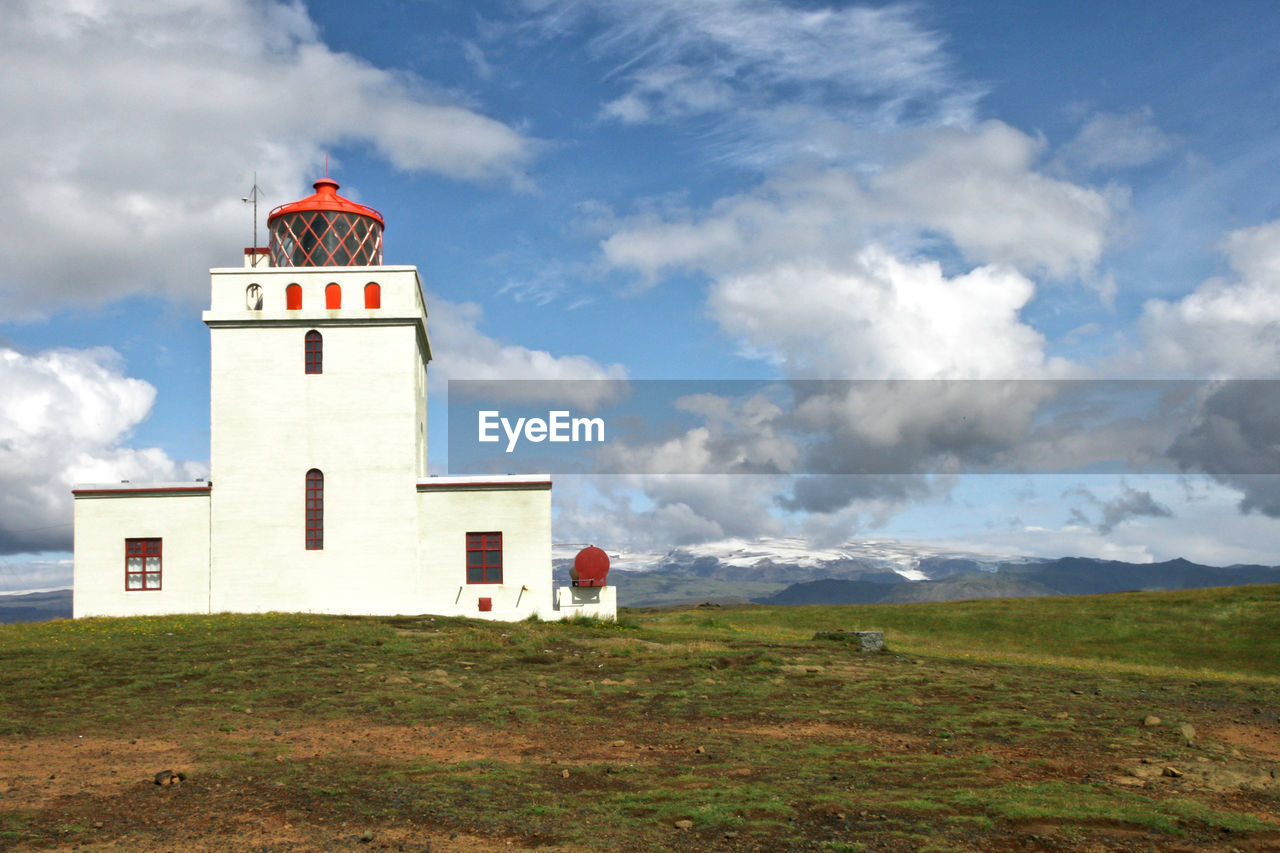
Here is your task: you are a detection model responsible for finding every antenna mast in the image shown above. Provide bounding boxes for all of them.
[241,173,261,261]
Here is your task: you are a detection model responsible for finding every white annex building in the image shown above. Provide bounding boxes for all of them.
[72,178,616,621]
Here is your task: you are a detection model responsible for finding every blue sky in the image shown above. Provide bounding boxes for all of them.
[3,0,1280,590]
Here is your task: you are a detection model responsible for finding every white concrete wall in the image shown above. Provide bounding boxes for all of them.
[207,265,427,316]
[555,585,618,620]
[417,478,553,620]
[72,263,559,622]
[204,267,431,615]
[72,487,211,617]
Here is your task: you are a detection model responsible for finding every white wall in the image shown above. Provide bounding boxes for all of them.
[555,585,618,620]
[417,478,554,620]
[72,487,211,617]
[71,264,561,622]
[204,267,431,615]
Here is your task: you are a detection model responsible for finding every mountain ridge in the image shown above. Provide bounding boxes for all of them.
[553,539,1280,607]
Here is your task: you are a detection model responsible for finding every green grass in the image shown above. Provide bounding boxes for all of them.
[0,586,1277,851]
[631,584,1280,679]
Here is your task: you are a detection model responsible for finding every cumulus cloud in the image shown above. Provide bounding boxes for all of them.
[604,123,1120,284]
[0,0,534,315]
[1138,219,1280,376]
[1168,379,1280,517]
[710,249,1065,380]
[871,123,1123,279]
[0,346,204,554]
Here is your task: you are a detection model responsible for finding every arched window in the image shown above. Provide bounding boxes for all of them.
[285,283,302,310]
[305,330,322,374]
[364,282,381,309]
[305,469,324,550]
[245,283,263,310]
[325,283,342,309]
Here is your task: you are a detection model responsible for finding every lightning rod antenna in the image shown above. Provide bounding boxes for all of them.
[241,173,261,261]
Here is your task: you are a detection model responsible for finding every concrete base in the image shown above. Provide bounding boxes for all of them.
[555,585,618,620]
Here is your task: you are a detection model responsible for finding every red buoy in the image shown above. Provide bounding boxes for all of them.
[571,545,610,587]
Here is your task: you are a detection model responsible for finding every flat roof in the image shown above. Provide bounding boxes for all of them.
[416,474,551,491]
[72,481,211,496]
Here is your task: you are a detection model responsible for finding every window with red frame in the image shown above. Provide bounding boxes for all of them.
[306,469,324,550]
[305,330,322,374]
[466,532,502,583]
[125,538,162,590]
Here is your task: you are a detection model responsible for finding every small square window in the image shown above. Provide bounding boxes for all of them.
[465,531,502,584]
[124,538,162,590]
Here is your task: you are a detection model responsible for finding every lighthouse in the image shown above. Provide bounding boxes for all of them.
[71,177,616,621]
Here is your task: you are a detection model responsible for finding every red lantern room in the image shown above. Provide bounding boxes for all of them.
[267,178,385,267]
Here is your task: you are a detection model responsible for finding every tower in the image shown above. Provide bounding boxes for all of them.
[203,179,431,613]
[72,175,603,620]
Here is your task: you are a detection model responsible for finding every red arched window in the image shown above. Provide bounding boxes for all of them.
[325,283,342,309]
[285,283,302,310]
[364,282,381,309]
[305,330,322,374]
[305,469,323,550]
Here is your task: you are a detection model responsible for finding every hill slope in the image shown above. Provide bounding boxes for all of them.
[0,586,1277,851]
[0,589,71,624]
[755,556,1280,605]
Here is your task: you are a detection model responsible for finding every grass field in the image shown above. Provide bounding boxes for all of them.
[0,585,1277,851]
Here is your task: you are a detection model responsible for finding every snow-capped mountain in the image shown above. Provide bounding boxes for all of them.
[553,536,1021,585]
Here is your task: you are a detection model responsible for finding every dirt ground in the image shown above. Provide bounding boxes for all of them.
[3,711,1279,853]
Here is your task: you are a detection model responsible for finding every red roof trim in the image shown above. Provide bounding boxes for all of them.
[72,485,211,496]
[417,479,551,491]
[267,179,385,227]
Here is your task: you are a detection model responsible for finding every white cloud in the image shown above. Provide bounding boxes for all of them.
[552,474,787,549]
[425,296,627,407]
[709,247,1066,380]
[871,122,1124,279]
[603,122,1121,283]
[523,0,983,172]
[0,346,204,554]
[554,0,981,130]
[0,0,534,316]
[1057,107,1176,172]
[0,557,72,594]
[940,476,1280,566]
[601,64,736,124]
[1138,219,1280,376]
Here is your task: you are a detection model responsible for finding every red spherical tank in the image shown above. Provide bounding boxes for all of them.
[571,545,610,587]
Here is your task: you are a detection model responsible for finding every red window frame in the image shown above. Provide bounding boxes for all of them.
[325,283,342,309]
[364,282,381,309]
[306,469,324,550]
[466,532,502,584]
[305,330,322,374]
[285,283,302,310]
[125,538,162,591]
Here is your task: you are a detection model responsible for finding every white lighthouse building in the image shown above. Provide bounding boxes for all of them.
[72,178,616,621]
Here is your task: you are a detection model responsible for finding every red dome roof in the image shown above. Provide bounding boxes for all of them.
[267,178,385,228]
